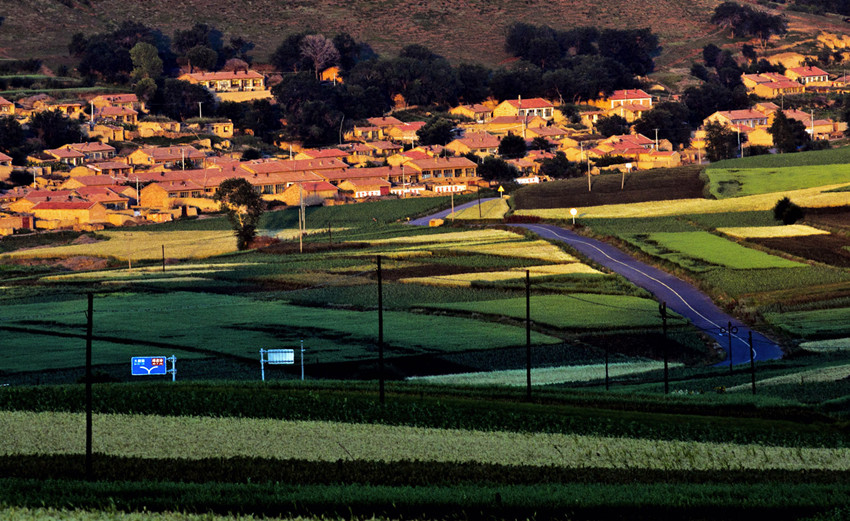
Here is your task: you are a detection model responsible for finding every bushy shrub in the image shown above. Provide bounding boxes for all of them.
[773,196,804,224]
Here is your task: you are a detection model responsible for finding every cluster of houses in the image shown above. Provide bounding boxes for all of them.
[1,59,848,235]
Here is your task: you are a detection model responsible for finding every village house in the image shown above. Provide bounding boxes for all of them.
[0,96,14,116]
[0,151,12,180]
[524,126,572,147]
[404,156,478,183]
[30,201,107,230]
[338,178,392,198]
[294,148,350,161]
[346,125,382,142]
[785,66,830,85]
[95,106,138,125]
[178,70,270,102]
[741,73,805,98]
[90,93,146,113]
[88,124,126,142]
[386,121,426,143]
[477,115,547,136]
[137,117,182,137]
[365,140,403,159]
[6,190,80,213]
[32,99,86,119]
[386,149,432,167]
[280,181,339,206]
[449,104,493,122]
[139,180,206,209]
[179,70,266,93]
[0,214,33,236]
[444,132,501,157]
[127,146,205,169]
[424,178,470,194]
[69,161,133,178]
[74,186,131,210]
[493,97,555,120]
[704,109,770,129]
[600,89,654,110]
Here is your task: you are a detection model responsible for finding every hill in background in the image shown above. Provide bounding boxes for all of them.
[1,0,722,67]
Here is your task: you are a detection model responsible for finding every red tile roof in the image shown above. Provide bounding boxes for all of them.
[182,70,263,81]
[32,201,99,210]
[502,97,553,109]
[609,89,651,101]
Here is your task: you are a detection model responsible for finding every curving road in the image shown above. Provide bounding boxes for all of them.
[511,224,784,364]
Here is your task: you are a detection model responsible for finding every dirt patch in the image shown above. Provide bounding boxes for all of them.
[749,234,850,267]
[258,241,370,255]
[805,206,850,233]
[70,234,100,245]
[512,166,706,210]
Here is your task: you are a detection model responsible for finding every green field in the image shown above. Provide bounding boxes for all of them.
[643,231,805,270]
[429,293,667,329]
[707,164,850,199]
[709,147,850,170]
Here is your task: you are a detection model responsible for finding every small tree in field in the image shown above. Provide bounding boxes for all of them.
[215,177,265,250]
[773,196,804,225]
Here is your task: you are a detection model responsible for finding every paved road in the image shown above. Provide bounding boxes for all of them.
[511,224,784,364]
[408,198,499,226]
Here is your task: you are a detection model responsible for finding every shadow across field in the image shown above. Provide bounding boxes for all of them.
[512,166,705,210]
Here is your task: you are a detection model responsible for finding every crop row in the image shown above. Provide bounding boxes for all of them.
[1,383,842,446]
[3,411,849,470]
[4,453,850,486]
[1,477,848,521]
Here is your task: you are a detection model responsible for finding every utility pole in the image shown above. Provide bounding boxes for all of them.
[749,331,756,395]
[377,255,385,404]
[85,293,93,481]
[525,270,531,401]
[198,102,203,119]
[660,302,668,395]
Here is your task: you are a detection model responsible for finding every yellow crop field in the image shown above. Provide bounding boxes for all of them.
[514,184,850,219]
[409,361,682,386]
[717,225,830,239]
[448,198,510,220]
[3,231,238,261]
[41,263,262,282]
[400,263,601,286]
[367,230,577,262]
[370,229,520,244]
[3,411,849,471]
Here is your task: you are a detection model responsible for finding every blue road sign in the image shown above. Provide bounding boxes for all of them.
[131,356,168,376]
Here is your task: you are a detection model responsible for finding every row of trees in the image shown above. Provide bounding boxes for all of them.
[710,2,787,46]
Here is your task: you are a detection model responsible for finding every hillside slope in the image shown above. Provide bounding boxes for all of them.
[0,0,721,66]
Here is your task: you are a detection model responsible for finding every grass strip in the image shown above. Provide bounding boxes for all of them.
[0,478,847,521]
[3,454,850,486]
[0,383,845,447]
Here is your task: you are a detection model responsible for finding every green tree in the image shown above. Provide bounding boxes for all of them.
[773,196,804,225]
[186,45,218,71]
[704,121,740,162]
[0,116,25,159]
[595,115,630,137]
[498,133,527,159]
[29,110,85,149]
[633,101,692,148]
[156,79,216,121]
[134,77,158,104]
[477,155,519,182]
[530,136,553,152]
[539,151,581,178]
[769,110,809,153]
[214,177,265,250]
[129,42,163,81]
[416,117,455,146]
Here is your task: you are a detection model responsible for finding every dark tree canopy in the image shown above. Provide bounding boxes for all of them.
[704,121,742,162]
[477,156,519,182]
[633,102,692,148]
[214,177,265,251]
[539,151,582,178]
[769,110,810,153]
[498,133,527,159]
[711,2,787,44]
[595,115,630,137]
[70,21,168,83]
[29,110,85,150]
[416,117,455,146]
[155,78,216,121]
